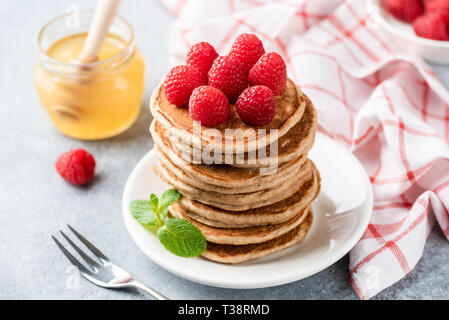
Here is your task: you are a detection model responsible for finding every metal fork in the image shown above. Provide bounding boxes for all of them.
[52,225,168,300]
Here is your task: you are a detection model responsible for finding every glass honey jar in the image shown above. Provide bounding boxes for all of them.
[34,11,145,140]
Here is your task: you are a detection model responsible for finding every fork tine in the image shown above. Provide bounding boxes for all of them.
[52,236,92,275]
[67,225,109,262]
[60,231,101,269]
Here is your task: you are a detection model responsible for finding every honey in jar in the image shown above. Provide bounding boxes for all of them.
[34,12,145,140]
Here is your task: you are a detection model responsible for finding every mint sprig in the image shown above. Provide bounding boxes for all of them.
[130,200,158,225]
[158,218,206,257]
[129,189,206,258]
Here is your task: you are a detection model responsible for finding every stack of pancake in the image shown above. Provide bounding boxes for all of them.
[149,78,321,263]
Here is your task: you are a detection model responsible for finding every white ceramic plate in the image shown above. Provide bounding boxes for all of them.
[122,133,373,289]
[369,0,449,65]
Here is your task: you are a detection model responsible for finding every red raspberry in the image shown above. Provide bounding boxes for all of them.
[425,0,449,13]
[189,86,230,127]
[413,12,449,40]
[382,0,423,22]
[55,149,96,186]
[248,52,287,96]
[163,65,205,107]
[236,86,276,126]
[208,55,248,102]
[425,0,449,23]
[229,33,265,73]
[186,42,218,81]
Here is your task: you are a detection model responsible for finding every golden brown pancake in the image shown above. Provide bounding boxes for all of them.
[152,131,309,194]
[178,167,321,226]
[151,119,309,187]
[169,203,310,245]
[156,145,307,194]
[202,211,313,264]
[154,159,314,211]
[150,78,306,154]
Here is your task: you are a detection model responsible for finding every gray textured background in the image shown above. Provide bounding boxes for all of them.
[1,0,449,300]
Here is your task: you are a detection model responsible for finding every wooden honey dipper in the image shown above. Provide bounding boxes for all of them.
[53,0,121,120]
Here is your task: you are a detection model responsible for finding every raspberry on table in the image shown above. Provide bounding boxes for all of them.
[186,42,218,82]
[229,33,265,73]
[164,65,205,107]
[413,12,449,41]
[249,52,287,96]
[208,55,248,102]
[382,0,423,22]
[55,149,96,186]
[189,86,230,127]
[235,85,276,126]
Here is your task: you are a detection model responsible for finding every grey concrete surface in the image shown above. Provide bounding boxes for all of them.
[1,0,449,300]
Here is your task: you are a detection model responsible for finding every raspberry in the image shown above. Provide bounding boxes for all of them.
[163,65,205,107]
[248,52,287,96]
[236,86,276,126]
[425,0,449,13]
[413,12,449,40]
[55,149,96,186]
[382,0,423,22]
[229,33,265,73]
[439,11,449,24]
[425,0,449,23]
[189,86,230,127]
[208,55,248,102]
[186,42,218,81]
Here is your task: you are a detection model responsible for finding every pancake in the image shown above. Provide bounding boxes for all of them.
[150,121,306,188]
[156,144,307,194]
[182,211,257,229]
[169,94,317,168]
[151,119,308,190]
[169,203,310,245]
[150,78,306,154]
[179,166,321,227]
[202,211,313,264]
[154,159,314,211]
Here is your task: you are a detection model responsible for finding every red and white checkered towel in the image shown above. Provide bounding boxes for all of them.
[159,0,449,299]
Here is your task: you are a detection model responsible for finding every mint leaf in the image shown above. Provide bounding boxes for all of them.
[130,190,204,258]
[159,189,180,219]
[143,224,160,234]
[150,194,159,212]
[157,218,206,257]
[130,200,157,226]
[160,189,181,208]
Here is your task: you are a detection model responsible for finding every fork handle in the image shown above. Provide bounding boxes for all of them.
[130,280,169,300]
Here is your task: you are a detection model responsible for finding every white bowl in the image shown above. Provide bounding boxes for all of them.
[370,0,449,64]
